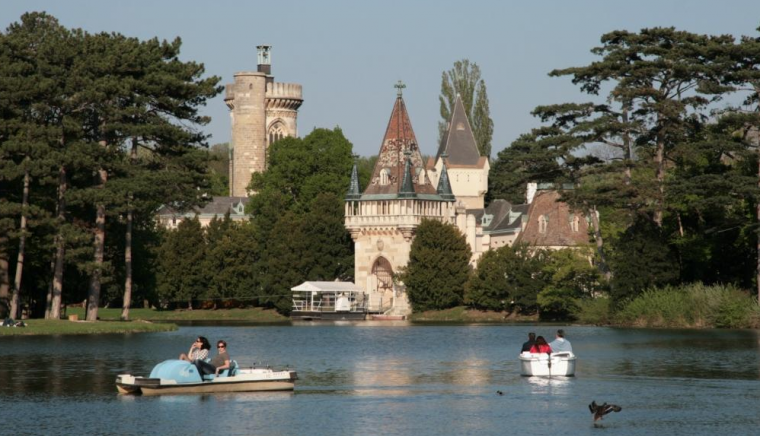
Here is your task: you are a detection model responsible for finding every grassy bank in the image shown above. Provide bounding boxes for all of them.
[66,307,289,322]
[0,319,177,336]
[409,306,538,323]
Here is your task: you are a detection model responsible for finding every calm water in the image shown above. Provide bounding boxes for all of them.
[1,324,759,436]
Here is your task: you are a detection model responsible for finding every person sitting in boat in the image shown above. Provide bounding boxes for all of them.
[179,336,210,362]
[529,336,552,354]
[549,329,573,353]
[195,340,231,377]
[521,332,536,353]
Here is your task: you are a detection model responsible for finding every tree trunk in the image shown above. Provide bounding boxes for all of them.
[622,105,632,186]
[121,206,133,321]
[86,169,107,322]
[589,205,611,281]
[121,138,138,321]
[10,169,30,319]
[654,136,665,227]
[48,166,67,320]
[756,145,760,304]
[0,236,10,319]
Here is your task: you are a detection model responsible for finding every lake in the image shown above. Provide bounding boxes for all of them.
[1,323,759,436]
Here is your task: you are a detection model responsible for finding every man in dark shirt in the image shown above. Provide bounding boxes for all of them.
[196,340,231,377]
[521,332,536,353]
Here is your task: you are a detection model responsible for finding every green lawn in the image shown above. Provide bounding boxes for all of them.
[66,307,289,322]
[0,319,177,336]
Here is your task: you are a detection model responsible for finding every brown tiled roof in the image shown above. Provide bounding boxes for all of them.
[363,96,436,196]
[515,191,590,246]
[435,95,481,166]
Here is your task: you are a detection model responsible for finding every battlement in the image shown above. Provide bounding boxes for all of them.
[266,82,303,99]
[266,82,303,111]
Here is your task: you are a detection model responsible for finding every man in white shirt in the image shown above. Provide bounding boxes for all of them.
[549,329,573,353]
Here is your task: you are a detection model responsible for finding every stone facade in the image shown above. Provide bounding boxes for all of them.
[225,46,303,197]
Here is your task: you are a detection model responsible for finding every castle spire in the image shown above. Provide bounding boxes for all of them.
[346,160,362,200]
[398,151,417,198]
[436,93,481,165]
[362,85,436,197]
[436,152,455,201]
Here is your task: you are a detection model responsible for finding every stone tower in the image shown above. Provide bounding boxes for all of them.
[344,83,456,316]
[225,45,303,197]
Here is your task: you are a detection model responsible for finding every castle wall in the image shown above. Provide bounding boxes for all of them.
[227,71,268,197]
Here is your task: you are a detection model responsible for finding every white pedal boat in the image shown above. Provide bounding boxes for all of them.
[519,351,576,377]
[116,359,297,395]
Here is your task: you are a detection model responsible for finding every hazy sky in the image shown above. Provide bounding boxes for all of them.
[3,1,760,158]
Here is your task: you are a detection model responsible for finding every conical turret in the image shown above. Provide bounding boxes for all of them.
[363,82,435,197]
[436,154,455,201]
[346,162,362,200]
[436,93,481,165]
[398,152,417,199]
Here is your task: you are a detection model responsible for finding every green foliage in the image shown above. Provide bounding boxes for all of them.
[0,12,221,318]
[571,297,612,326]
[155,218,207,307]
[538,248,604,320]
[615,283,759,328]
[439,59,493,158]
[609,217,679,305]
[402,219,472,312]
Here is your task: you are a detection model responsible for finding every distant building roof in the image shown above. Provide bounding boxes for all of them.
[515,191,590,247]
[156,196,249,219]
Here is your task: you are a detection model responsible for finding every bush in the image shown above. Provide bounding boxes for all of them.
[571,297,612,325]
[615,283,759,328]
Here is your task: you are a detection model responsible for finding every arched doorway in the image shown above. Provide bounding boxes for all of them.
[371,257,394,294]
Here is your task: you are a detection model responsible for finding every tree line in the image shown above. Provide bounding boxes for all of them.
[0,12,221,321]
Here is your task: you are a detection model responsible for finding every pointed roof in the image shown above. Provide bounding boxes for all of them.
[436,94,481,166]
[363,93,437,196]
[346,163,362,200]
[398,154,417,198]
[436,157,455,201]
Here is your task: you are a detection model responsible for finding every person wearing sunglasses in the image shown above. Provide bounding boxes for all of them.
[195,340,231,377]
[180,336,210,362]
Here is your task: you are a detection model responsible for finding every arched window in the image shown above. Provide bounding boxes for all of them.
[268,123,285,146]
[379,168,391,185]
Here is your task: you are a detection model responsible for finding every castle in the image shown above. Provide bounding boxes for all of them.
[225,45,304,197]
[345,85,590,316]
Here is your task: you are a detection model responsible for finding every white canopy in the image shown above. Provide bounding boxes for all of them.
[291,281,363,293]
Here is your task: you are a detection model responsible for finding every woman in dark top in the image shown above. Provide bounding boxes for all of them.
[196,340,231,377]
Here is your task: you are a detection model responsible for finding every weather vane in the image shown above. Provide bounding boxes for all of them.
[395,80,406,97]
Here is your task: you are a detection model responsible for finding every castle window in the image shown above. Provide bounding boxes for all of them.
[570,214,580,232]
[268,123,285,146]
[539,215,548,234]
[380,168,391,185]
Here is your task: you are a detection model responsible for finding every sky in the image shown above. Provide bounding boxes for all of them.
[3,0,760,158]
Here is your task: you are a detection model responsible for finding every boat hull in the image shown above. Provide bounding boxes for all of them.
[116,367,297,395]
[519,352,576,377]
